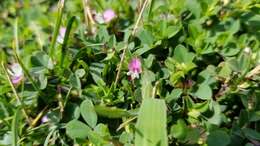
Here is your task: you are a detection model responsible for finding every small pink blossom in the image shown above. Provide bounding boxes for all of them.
[103,9,116,23]
[57,27,66,44]
[41,115,49,123]
[7,63,23,84]
[127,58,142,80]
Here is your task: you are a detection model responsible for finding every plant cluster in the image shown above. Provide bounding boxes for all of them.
[0,0,260,146]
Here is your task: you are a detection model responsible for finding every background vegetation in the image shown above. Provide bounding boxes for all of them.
[0,0,260,145]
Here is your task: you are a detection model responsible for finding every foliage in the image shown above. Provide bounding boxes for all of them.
[0,0,260,145]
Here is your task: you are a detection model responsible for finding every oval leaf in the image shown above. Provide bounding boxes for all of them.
[80,99,97,128]
[66,120,91,139]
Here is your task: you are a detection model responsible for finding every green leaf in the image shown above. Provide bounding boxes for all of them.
[186,0,201,18]
[64,103,80,121]
[66,120,108,144]
[69,73,81,89]
[165,57,175,71]
[119,131,133,145]
[94,124,111,139]
[238,110,248,127]
[188,109,201,118]
[80,99,97,128]
[185,128,200,143]
[207,130,230,146]
[188,21,202,39]
[193,101,209,113]
[170,71,185,85]
[38,73,47,90]
[137,29,154,46]
[207,101,222,125]
[90,63,106,86]
[166,88,182,103]
[194,82,212,100]
[141,70,155,99]
[144,54,155,68]
[95,105,130,119]
[174,45,195,63]
[218,62,232,78]
[249,111,260,122]
[228,54,250,74]
[166,25,181,38]
[66,120,92,139]
[133,45,152,56]
[169,0,185,15]
[243,128,260,140]
[31,51,53,69]
[229,20,240,34]
[135,98,168,146]
[170,119,188,140]
[75,69,86,78]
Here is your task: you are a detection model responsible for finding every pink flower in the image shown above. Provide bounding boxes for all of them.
[7,63,23,84]
[41,115,49,123]
[127,58,142,80]
[57,27,66,44]
[103,9,116,23]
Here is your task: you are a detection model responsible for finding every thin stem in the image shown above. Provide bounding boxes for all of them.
[82,0,96,34]
[114,0,149,87]
[50,0,65,58]
[114,45,128,87]
[30,106,48,127]
[14,20,19,54]
[152,81,160,98]
[64,86,72,107]
[116,116,137,131]
[1,63,31,124]
[132,0,149,36]
[13,19,40,91]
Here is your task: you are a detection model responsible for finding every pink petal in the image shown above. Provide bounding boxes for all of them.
[128,58,142,73]
[41,116,49,123]
[11,76,23,84]
[57,27,66,43]
[103,9,116,23]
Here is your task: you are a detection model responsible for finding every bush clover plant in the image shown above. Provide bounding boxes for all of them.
[0,0,260,146]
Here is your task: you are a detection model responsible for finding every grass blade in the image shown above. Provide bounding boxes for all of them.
[44,128,56,146]
[50,0,65,59]
[60,16,76,67]
[135,98,168,146]
[12,109,21,146]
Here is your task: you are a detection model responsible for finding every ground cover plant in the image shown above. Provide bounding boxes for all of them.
[0,0,260,145]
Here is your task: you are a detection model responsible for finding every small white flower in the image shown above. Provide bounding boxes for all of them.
[221,0,230,5]
[94,13,105,24]
[244,47,251,54]
[127,70,140,80]
[7,63,23,84]
[41,115,49,123]
[94,9,116,24]
[57,27,66,44]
